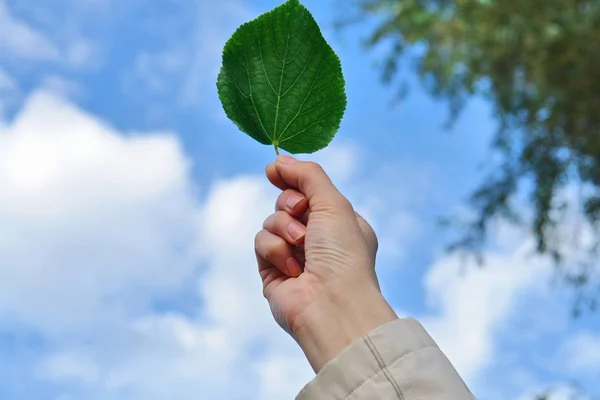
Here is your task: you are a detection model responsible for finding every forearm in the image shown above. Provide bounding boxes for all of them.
[292,281,398,372]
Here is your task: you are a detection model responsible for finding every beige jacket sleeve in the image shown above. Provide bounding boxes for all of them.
[296,318,475,400]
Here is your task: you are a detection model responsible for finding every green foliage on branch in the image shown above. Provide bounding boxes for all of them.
[351,0,600,302]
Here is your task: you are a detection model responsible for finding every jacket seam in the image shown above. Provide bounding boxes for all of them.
[364,335,404,400]
[343,343,438,400]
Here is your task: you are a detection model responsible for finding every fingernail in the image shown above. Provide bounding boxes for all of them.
[287,221,306,241]
[286,194,304,211]
[286,257,302,277]
[277,155,298,165]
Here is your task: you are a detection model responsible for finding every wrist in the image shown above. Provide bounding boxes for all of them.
[292,280,398,372]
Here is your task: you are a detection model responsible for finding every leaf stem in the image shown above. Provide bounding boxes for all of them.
[274,143,280,155]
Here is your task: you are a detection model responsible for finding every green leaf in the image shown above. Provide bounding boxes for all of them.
[217,0,347,155]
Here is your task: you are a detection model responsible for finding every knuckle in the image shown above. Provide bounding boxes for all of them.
[272,211,289,228]
[274,210,288,220]
[255,231,281,260]
[282,188,296,197]
[275,192,286,207]
[254,230,264,248]
[263,240,279,261]
[262,214,275,229]
[305,161,324,175]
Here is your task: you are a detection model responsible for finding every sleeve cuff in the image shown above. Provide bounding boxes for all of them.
[296,318,437,400]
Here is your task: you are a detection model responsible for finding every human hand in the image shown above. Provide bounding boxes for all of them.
[255,155,398,372]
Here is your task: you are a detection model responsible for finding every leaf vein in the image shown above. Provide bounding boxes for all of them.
[223,92,263,140]
[298,93,337,117]
[281,50,315,99]
[278,54,330,140]
[270,20,284,63]
[279,108,340,144]
[272,11,294,140]
[243,33,271,142]
[223,81,251,99]
[258,28,278,97]
[285,26,310,66]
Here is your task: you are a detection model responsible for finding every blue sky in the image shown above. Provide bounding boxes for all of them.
[0,0,598,399]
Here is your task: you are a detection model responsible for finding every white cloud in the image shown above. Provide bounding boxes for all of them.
[28,172,312,399]
[0,91,314,399]
[0,1,60,61]
[420,230,551,384]
[414,183,600,392]
[0,91,202,336]
[415,209,600,400]
[258,354,316,400]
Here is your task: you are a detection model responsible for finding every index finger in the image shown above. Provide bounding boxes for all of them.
[266,162,289,191]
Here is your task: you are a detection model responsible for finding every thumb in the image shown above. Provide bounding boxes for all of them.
[270,155,352,214]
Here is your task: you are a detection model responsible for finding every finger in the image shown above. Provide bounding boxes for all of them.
[255,229,302,277]
[266,163,288,191]
[257,254,286,299]
[272,156,353,215]
[275,189,309,217]
[263,211,307,245]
